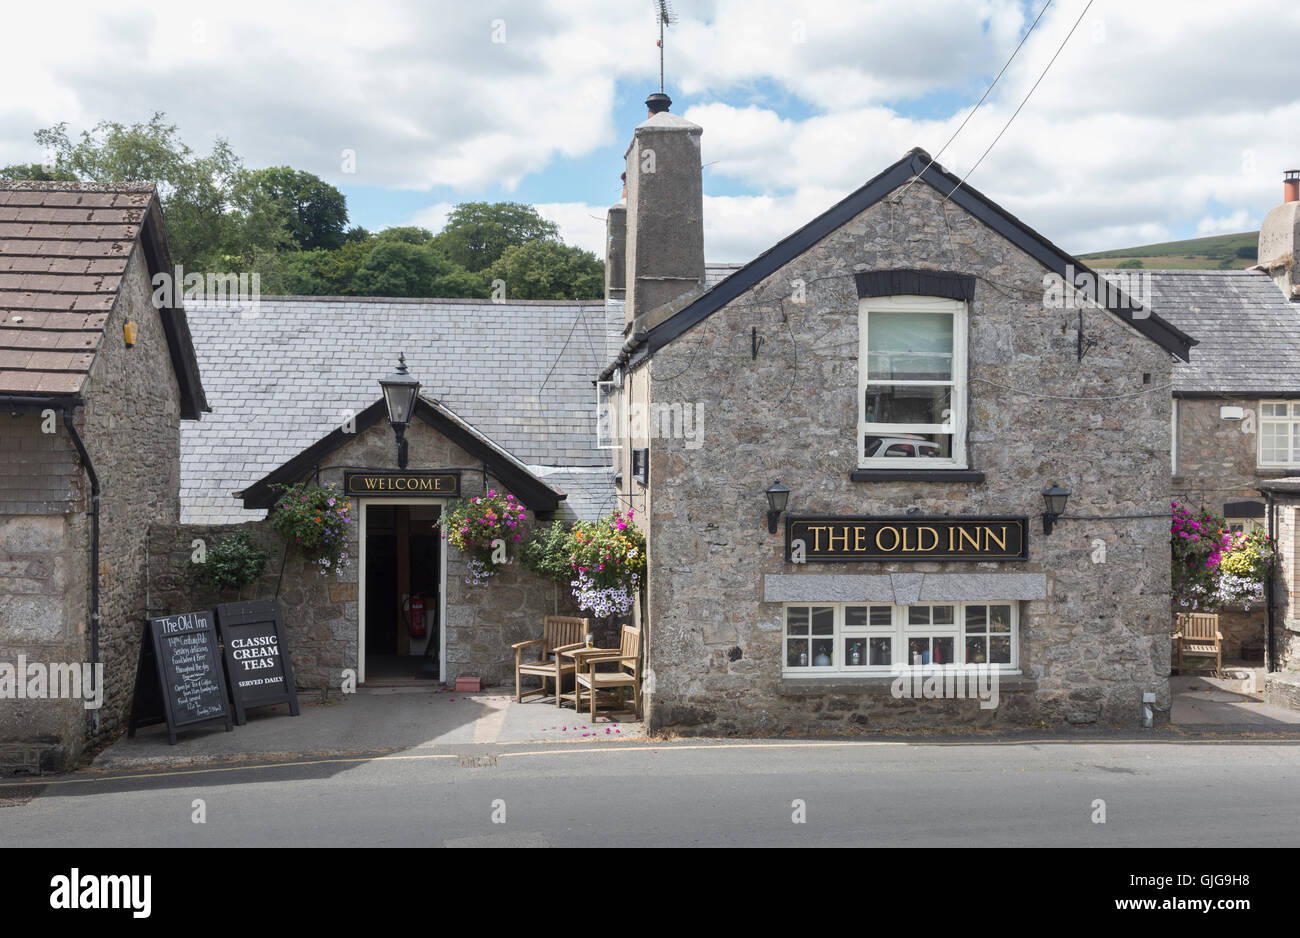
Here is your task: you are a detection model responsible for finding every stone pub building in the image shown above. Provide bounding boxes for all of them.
[603,94,1195,733]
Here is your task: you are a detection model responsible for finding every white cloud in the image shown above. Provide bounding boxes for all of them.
[1197,210,1257,237]
[1,0,1297,260]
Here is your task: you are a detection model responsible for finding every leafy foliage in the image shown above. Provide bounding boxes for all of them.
[520,510,645,617]
[270,482,353,577]
[244,166,348,250]
[484,240,605,300]
[439,490,527,585]
[185,531,269,593]
[433,201,560,272]
[1171,502,1274,610]
[18,114,602,298]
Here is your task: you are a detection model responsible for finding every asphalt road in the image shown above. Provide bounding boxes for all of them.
[4,736,1300,847]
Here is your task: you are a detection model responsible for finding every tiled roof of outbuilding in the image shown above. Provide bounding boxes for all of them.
[182,295,620,523]
[0,182,155,395]
[1098,268,1300,395]
[0,180,208,415]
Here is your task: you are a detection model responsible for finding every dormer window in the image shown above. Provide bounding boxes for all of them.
[858,295,968,469]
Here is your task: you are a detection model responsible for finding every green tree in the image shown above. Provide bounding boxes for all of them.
[1116,258,1144,269]
[245,166,348,250]
[0,162,77,181]
[31,113,292,270]
[348,241,478,297]
[433,201,560,272]
[483,240,605,300]
[374,226,435,245]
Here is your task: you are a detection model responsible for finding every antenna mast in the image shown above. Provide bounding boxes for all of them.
[655,1,677,94]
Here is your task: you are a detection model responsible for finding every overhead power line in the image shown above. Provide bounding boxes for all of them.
[894,0,1054,203]
[942,0,1097,204]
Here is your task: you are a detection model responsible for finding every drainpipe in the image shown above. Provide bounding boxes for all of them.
[1266,490,1277,673]
[61,405,101,735]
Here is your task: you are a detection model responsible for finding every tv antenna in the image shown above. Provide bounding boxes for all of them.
[654,0,677,94]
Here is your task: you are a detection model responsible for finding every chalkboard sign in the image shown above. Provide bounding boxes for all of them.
[128,610,232,744]
[215,599,300,725]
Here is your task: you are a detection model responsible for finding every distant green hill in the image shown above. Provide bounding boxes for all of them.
[1079,231,1258,270]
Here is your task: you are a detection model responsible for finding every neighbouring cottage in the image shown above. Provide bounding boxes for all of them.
[0,182,208,772]
[601,93,1196,733]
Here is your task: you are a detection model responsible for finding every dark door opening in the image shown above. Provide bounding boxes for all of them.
[364,504,442,682]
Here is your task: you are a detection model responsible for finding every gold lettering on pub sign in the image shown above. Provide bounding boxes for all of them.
[787,517,1026,562]
[343,472,460,497]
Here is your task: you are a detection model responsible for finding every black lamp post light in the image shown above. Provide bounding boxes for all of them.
[378,353,420,470]
[765,480,791,534]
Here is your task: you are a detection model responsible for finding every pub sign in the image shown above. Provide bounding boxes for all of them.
[785,515,1028,563]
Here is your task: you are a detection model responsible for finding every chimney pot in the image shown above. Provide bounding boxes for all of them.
[645,92,672,116]
[1285,169,1300,204]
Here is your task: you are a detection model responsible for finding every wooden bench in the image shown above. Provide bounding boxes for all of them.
[1173,612,1222,676]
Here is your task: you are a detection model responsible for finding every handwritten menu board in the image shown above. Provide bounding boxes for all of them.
[215,599,300,725]
[128,610,232,744]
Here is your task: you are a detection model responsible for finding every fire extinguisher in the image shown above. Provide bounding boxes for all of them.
[406,595,426,638]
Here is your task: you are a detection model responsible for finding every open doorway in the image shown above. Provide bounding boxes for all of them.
[361,503,443,683]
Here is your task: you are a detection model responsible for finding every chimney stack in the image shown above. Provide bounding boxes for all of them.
[604,173,627,301]
[1258,169,1300,300]
[622,93,706,331]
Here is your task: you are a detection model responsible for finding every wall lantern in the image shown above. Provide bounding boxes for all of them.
[765,481,791,534]
[1041,484,1070,535]
[378,353,421,470]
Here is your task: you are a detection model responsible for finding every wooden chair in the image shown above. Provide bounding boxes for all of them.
[1173,612,1223,675]
[513,615,589,706]
[575,625,641,720]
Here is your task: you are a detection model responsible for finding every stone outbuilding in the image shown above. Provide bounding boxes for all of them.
[600,97,1197,733]
[0,181,208,772]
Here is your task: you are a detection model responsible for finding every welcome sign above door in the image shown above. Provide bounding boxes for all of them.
[344,471,461,497]
[786,515,1028,562]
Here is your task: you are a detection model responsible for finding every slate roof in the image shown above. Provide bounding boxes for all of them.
[1097,269,1300,395]
[182,296,620,524]
[601,149,1196,380]
[0,181,207,415]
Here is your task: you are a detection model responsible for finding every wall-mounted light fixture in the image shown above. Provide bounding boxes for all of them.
[378,353,420,470]
[765,480,791,534]
[1041,484,1070,535]
[123,320,138,347]
[1219,406,1245,421]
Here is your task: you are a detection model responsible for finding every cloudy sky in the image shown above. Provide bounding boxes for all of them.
[3,0,1296,262]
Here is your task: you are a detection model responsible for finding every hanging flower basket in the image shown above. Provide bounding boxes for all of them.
[270,481,353,577]
[1170,501,1274,611]
[439,490,527,584]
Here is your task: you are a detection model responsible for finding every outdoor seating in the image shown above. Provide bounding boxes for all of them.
[513,615,589,705]
[1173,612,1223,675]
[574,625,641,720]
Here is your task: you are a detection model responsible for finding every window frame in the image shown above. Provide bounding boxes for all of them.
[1258,400,1300,469]
[782,601,1020,676]
[858,295,968,469]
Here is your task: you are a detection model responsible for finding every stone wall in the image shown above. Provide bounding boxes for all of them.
[632,178,1174,734]
[0,245,182,772]
[1173,396,1271,511]
[1272,502,1300,671]
[145,520,355,694]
